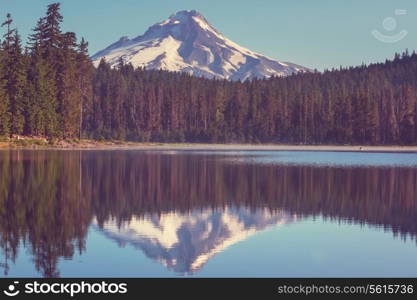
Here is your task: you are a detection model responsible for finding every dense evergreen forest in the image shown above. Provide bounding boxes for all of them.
[1,3,417,145]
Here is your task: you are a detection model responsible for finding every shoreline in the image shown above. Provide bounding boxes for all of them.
[1,140,417,153]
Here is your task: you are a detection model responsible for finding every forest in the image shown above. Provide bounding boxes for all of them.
[1,3,417,145]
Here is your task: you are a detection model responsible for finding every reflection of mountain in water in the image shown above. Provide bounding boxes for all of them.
[97,207,294,273]
[1,150,417,277]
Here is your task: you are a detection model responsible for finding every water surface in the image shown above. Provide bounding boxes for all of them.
[0,150,416,277]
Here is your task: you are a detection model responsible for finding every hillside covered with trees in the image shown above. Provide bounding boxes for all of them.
[1,3,417,145]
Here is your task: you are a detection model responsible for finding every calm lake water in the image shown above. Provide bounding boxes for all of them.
[1,149,417,277]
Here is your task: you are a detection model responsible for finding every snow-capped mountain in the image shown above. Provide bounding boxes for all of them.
[96,207,296,274]
[91,10,310,81]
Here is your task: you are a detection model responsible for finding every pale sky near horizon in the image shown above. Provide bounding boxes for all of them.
[1,0,416,70]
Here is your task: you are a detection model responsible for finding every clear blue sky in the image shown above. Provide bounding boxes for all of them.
[1,0,416,70]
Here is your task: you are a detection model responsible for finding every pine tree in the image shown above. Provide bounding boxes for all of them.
[2,14,26,135]
[43,3,63,62]
[26,11,59,138]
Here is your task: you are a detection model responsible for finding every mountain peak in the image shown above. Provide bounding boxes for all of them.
[156,9,213,32]
[170,9,203,19]
[91,11,310,81]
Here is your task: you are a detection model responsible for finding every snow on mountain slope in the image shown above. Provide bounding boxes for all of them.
[91,10,310,81]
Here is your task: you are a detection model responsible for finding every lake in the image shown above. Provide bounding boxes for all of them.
[0,149,417,277]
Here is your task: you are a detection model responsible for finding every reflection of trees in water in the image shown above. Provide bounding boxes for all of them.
[0,150,416,276]
[87,152,417,239]
[0,151,90,277]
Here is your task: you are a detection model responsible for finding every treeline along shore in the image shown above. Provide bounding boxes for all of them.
[1,3,417,146]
